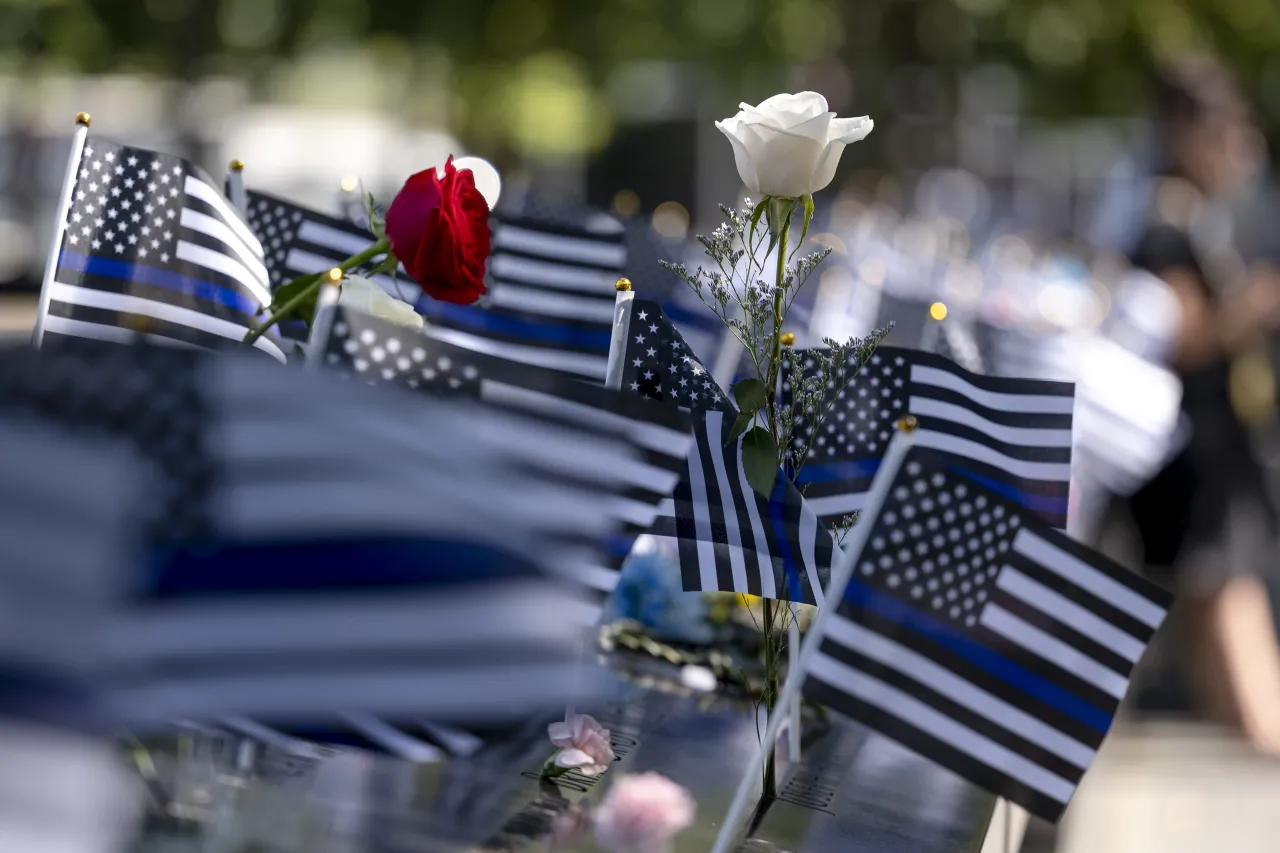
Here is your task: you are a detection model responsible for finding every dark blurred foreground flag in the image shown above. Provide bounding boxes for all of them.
[802,446,1172,821]
[0,344,639,728]
[313,303,696,612]
[615,298,842,605]
[782,346,1075,529]
[246,190,623,377]
[0,416,144,737]
[36,138,286,363]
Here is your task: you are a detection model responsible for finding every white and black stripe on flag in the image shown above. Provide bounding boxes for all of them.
[46,139,286,363]
[804,448,1172,822]
[318,304,695,610]
[110,540,609,729]
[246,191,623,379]
[783,346,1075,530]
[106,355,635,728]
[649,409,841,606]
[436,209,624,380]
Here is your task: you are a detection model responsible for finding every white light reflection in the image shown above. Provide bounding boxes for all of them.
[451,156,502,209]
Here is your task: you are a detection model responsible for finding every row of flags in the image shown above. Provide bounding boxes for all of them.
[247,189,623,378]
[15,131,1177,824]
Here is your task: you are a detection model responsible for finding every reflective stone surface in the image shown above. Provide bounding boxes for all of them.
[133,668,995,853]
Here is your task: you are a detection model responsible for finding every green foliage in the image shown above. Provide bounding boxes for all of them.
[740,426,779,497]
[17,0,1280,152]
[726,377,768,446]
[731,376,768,412]
[268,271,322,327]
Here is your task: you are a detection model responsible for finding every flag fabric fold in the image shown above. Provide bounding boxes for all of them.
[648,409,838,605]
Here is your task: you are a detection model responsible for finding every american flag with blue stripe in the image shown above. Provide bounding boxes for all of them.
[783,346,1075,529]
[619,299,840,604]
[804,447,1172,821]
[43,140,287,363]
[246,191,622,377]
[649,409,839,605]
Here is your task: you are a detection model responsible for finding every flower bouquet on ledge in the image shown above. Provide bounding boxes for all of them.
[659,91,888,806]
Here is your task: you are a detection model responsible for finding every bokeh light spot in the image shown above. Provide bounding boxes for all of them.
[652,201,690,240]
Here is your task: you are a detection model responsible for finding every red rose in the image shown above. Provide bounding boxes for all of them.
[385,157,492,305]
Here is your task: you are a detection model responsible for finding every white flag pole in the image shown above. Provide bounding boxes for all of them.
[31,112,92,349]
[303,270,344,371]
[776,335,802,764]
[709,424,917,853]
[225,159,248,215]
[786,608,802,763]
[604,278,636,391]
[560,276,638,724]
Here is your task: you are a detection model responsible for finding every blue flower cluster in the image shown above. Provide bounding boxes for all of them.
[607,538,713,644]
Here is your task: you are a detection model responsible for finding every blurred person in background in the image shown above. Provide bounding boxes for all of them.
[1126,55,1280,753]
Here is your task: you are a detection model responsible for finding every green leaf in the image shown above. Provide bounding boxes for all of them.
[366,190,386,239]
[765,197,794,239]
[731,377,768,413]
[790,195,815,261]
[741,427,780,497]
[269,273,322,327]
[749,197,769,240]
[725,410,756,446]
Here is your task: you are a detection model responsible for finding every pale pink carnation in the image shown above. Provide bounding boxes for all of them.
[593,773,695,853]
[545,804,591,852]
[548,714,615,776]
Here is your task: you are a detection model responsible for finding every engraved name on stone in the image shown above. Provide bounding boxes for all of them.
[775,738,860,815]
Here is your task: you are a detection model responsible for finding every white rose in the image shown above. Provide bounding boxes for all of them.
[716,92,873,199]
[338,275,424,331]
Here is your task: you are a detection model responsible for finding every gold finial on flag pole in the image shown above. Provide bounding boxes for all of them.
[615,277,632,292]
[896,415,918,433]
[75,112,91,127]
[325,268,344,286]
[779,332,795,346]
[229,159,244,172]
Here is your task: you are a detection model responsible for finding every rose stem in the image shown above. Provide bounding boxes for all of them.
[243,238,389,344]
[758,203,791,804]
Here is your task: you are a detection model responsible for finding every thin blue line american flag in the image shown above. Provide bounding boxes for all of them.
[618,298,841,604]
[783,346,1075,529]
[44,139,286,363]
[805,447,1172,822]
